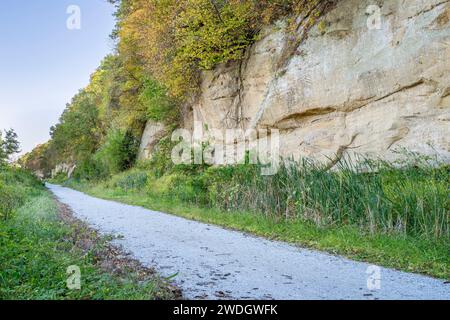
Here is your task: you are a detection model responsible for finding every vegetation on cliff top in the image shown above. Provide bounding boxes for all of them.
[110,0,329,98]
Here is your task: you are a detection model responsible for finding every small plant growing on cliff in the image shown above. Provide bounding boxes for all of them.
[317,20,327,34]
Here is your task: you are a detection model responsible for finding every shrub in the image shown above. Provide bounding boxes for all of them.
[72,157,109,182]
[144,136,177,178]
[167,173,209,205]
[140,79,179,124]
[0,182,22,220]
[50,172,69,184]
[0,168,42,220]
[95,129,139,175]
[112,170,149,192]
[146,174,178,196]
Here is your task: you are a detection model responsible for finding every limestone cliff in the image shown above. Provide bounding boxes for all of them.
[140,0,450,164]
[138,120,166,161]
[51,163,76,179]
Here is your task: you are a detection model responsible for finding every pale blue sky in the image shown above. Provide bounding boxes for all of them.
[0,0,115,155]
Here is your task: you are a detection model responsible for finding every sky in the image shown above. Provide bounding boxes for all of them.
[0,0,116,155]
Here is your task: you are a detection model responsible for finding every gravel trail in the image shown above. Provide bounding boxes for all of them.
[48,184,449,300]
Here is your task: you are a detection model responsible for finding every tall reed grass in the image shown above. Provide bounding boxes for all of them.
[83,154,449,240]
[200,157,449,239]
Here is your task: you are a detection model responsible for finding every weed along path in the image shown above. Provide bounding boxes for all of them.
[47,184,450,300]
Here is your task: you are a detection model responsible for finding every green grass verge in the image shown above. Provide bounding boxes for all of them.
[66,180,449,280]
[0,169,173,300]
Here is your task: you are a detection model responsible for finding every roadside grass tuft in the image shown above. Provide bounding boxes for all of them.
[0,167,174,300]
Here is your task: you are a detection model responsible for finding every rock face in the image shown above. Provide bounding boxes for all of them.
[138,120,166,160]
[143,0,450,164]
[52,163,76,179]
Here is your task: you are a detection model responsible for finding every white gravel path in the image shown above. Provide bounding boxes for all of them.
[47,184,450,300]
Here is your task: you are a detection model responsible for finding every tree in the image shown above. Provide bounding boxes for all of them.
[50,90,100,162]
[0,129,21,165]
[95,128,139,174]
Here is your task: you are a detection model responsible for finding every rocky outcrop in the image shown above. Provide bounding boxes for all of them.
[52,163,76,179]
[34,170,45,180]
[143,0,450,164]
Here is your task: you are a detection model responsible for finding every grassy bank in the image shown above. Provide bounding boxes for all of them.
[62,158,450,280]
[0,167,174,300]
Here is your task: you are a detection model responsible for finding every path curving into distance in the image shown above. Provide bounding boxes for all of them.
[47,184,449,300]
